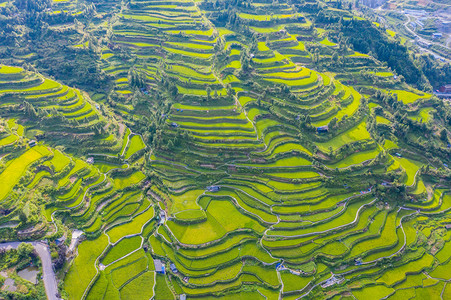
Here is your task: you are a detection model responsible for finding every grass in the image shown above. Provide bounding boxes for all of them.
[250,25,285,33]
[266,170,320,179]
[120,272,155,300]
[264,68,311,79]
[213,190,278,223]
[105,202,140,224]
[376,115,391,124]
[107,203,154,243]
[94,162,127,173]
[166,42,213,51]
[374,71,393,77]
[85,272,108,300]
[313,88,361,127]
[258,42,270,51]
[390,90,431,104]
[243,265,279,286]
[352,285,394,300]
[429,259,451,280]
[120,128,131,155]
[64,235,109,300]
[113,171,146,189]
[164,47,213,59]
[124,135,146,159]
[415,282,445,299]
[111,256,148,287]
[102,236,142,266]
[45,149,71,172]
[386,29,396,37]
[320,37,336,46]
[27,170,51,188]
[316,121,371,152]
[0,134,18,146]
[281,271,313,292]
[177,233,256,258]
[264,72,318,87]
[435,240,451,263]
[169,189,204,214]
[349,210,398,259]
[267,197,374,237]
[57,159,88,188]
[190,262,242,285]
[327,148,380,169]
[238,156,312,168]
[167,199,265,245]
[393,157,423,186]
[0,145,50,201]
[239,13,300,21]
[155,274,174,300]
[409,107,434,123]
[266,141,312,157]
[0,77,61,93]
[170,65,215,80]
[0,65,23,74]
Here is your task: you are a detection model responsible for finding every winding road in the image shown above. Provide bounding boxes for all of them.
[0,241,59,300]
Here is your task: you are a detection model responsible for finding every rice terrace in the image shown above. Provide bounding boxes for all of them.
[0,0,450,299]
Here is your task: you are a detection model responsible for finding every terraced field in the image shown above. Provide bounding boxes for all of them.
[0,0,450,299]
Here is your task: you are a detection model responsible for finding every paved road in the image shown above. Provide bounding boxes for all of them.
[434,93,451,98]
[0,241,59,300]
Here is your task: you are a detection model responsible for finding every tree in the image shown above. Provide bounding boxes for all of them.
[17,243,34,258]
[328,117,338,129]
[440,129,448,142]
[332,52,339,62]
[18,210,27,224]
[206,86,212,101]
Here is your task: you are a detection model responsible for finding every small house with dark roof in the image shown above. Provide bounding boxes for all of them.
[170,263,178,273]
[317,126,329,134]
[207,186,220,192]
[55,235,66,245]
[439,85,451,93]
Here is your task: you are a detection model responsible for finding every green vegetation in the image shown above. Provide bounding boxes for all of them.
[0,0,449,299]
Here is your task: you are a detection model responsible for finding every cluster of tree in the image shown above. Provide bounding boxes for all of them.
[152,127,191,151]
[201,0,254,13]
[415,54,451,89]
[0,0,113,92]
[159,75,178,99]
[373,180,407,202]
[13,0,51,12]
[128,68,146,89]
[0,243,36,269]
[22,101,106,136]
[360,69,403,84]
[53,243,67,270]
[23,101,72,127]
[373,90,451,162]
[314,11,437,90]
[337,19,427,88]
